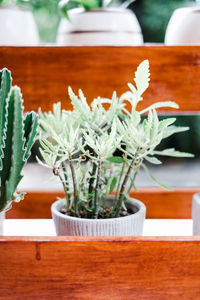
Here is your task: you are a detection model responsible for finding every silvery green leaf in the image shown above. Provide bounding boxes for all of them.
[131,111,141,126]
[153,148,194,158]
[40,138,57,153]
[134,59,150,98]
[144,110,153,137]
[150,109,159,142]
[162,125,189,139]
[140,101,179,114]
[127,83,137,94]
[36,155,52,169]
[145,156,162,164]
[38,149,53,166]
[78,89,90,114]
[158,118,176,130]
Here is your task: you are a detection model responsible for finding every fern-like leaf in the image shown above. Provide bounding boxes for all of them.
[134,59,150,98]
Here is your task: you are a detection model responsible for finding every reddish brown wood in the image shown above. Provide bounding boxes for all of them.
[6,191,64,219]
[1,46,200,299]
[1,46,200,112]
[6,188,200,219]
[0,236,200,299]
[130,187,200,219]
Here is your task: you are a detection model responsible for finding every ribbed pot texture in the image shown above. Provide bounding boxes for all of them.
[51,196,146,236]
[0,211,5,235]
[192,193,200,235]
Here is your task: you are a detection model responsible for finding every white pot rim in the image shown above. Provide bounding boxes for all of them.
[51,197,146,223]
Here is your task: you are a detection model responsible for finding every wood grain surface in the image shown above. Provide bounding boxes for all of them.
[0,236,200,299]
[1,46,200,299]
[1,46,200,112]
[6,188,200,219]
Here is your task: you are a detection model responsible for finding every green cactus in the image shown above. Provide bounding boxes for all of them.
[0,68,38,212]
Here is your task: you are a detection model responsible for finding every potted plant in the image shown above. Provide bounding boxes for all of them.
[38,60,193,236]
[56,0,143,45]
[0,0,39,45]
[165,1,200,45]
[0,68,38,234]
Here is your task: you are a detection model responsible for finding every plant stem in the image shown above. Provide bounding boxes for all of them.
[115,157,135,217]
[53,166,67,201]
[88,161,97,208]
[115,162,125,203]
[61,162,70,207]
[127,169,138,195]
[68,152,79,217]
[94,158,101,219]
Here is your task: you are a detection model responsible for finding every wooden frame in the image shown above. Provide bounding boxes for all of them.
[1,236,200,299]
[6,188,200,219]
[1,46,200,299]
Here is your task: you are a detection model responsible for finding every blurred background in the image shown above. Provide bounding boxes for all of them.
[0,0,196,43]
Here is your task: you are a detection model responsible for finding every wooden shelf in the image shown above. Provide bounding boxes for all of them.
[1,45,200,298]
[6,188,200,219]
[1,236,200,299]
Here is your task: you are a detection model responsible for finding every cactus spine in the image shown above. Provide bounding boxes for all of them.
[0,68,38,212]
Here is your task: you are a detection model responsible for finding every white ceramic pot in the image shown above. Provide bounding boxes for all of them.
[0,211,5,235]
[56,8,143,46]
[51,196,146,236]
[165,7,200,45]
[0,6,39,46]
[192,193,200,235]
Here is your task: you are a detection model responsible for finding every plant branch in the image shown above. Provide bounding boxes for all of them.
[61,162,70,207]
[68,152,79,216]
[115,162,125,203]
[127,169,138,194]
[114,158,134,216]
[88,161,97,208]
[94,158,102,219]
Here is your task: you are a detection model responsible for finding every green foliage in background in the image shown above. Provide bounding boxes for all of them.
[132,0,194,42]
[0,68,38,212]
[59,0,135,20]
[38,60,192,219]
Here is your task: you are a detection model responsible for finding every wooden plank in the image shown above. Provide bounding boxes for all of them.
[0,46,200,112]
[130,188,199,219]
[6,188,200,219]
[0,236,200,299]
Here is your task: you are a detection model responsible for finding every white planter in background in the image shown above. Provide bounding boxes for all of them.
[165,7,200,45]
[56,8,143,46]
[192,193,200,235]
[51,196,146,236]
[0,211,5,235]
[0,6,39,46]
